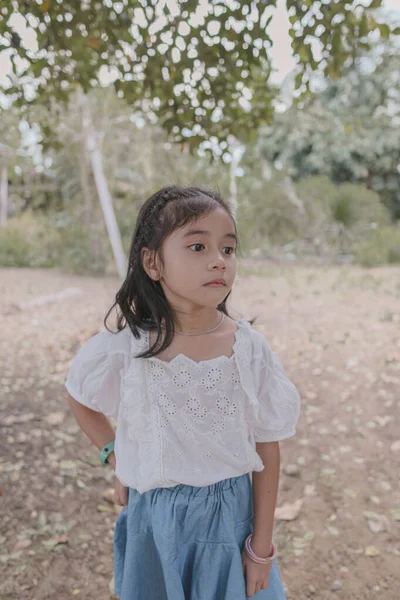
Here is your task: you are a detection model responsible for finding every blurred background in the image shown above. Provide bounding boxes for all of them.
[0,1,399,599]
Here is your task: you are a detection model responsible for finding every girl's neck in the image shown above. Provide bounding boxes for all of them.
[173,308,222,335]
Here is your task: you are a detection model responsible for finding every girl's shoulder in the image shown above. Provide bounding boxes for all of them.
[236,318,269,349]
[235,318,277,368]
[75,326,143,362]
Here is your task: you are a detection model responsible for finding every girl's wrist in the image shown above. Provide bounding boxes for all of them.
[107,452,116,470]
[250,534,273,557]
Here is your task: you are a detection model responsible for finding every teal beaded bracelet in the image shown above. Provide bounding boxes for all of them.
[99,440,115,465]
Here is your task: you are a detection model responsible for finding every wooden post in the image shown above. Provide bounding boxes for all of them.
[0,164,8,227]
[78,90,127,279]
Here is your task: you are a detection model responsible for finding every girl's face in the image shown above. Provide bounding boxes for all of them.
[145,207,237,311]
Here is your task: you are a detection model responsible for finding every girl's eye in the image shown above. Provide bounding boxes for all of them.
[223,247,235,255]
[189,243,205,252]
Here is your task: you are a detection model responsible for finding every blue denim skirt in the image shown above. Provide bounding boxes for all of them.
[114,472,287,600]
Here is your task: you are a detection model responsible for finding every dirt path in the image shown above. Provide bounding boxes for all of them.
[0,264,399,600]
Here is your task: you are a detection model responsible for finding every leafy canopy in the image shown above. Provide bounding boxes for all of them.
[1,0,398,150]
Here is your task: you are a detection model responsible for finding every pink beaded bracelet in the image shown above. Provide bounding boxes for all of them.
[244,535,277,564]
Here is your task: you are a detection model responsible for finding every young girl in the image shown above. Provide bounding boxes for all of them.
[65,185,301,600]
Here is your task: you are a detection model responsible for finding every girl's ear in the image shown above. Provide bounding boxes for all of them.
[141,248,160,281]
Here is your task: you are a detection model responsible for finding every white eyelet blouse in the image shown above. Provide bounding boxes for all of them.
[65,318,301,494]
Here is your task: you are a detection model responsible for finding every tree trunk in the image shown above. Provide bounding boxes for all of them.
[283,176,305,214]
[77,131,105,270]
[0,165,8,227]
[88,140,127,278]
[229,137,243,218]
[78,90,126,278]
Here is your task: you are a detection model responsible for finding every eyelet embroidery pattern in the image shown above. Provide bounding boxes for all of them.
[216,394,237,417]
[149,361,165,380]
[183,415,196,439]
[159,413,169,430]
[117,319,301,491]
[230,371,240,386]
[120,333,161,490]
[157,392,178,416]
[201,367,223,390]
[186,396,208,419]
[173,368,192,388]
[212,418,226,437]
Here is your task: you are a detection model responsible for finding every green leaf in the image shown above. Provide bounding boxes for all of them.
[359,14,369,37]
[378,23,390,39]
[331,31,342,55]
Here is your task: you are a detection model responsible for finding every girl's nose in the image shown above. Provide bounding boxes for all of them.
[210,256,227,270]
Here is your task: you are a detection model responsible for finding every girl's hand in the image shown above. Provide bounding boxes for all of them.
[242,551,273,598]
[114,476,128,508]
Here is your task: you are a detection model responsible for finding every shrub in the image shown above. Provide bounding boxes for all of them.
[0,212,57,268]
[354,225,400,267]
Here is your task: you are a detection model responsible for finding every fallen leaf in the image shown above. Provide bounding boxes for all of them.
[363,510,380,520]
[77,534,92,543]
[293,531,314,549]
[42,535,68,551]
[327,526,339,536]
[80,456,101,467]
[321,468,336,479]
[3,413,35,425]
[44,412,65,425]
[390,509,400,521]
[275,499,303,521]
[365,546,380,557]
[284,464,300,477]
[363,510,390,533]
[13,539,32,551]
[304,484,316,497]
[109,576,115,595]
[374,416,392,427]
[369,495,380,505]
[380,481,391,492]
[59,460,77,470]
[103,488,115,504]
[97,504,114,513]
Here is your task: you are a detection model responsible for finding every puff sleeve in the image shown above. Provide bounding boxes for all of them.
[65,331,127,419]
[252,335,301,443]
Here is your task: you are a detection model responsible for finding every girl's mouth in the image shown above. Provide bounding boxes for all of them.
[204,279,226,287]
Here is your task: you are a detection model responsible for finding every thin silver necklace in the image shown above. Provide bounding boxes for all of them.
[174,312,225,336]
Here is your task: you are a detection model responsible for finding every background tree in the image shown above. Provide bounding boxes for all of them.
[259,43,400,219]
[1,1,399,273]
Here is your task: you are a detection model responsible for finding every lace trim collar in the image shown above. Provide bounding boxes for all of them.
[130,317,250,366]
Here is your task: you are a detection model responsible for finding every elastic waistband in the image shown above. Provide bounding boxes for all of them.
[159,473,250,498]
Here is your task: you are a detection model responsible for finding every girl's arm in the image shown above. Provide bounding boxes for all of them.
[251,441,280,556]
[66,393,116,470]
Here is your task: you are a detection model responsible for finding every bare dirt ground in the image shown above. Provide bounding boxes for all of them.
[0,263,399,600]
